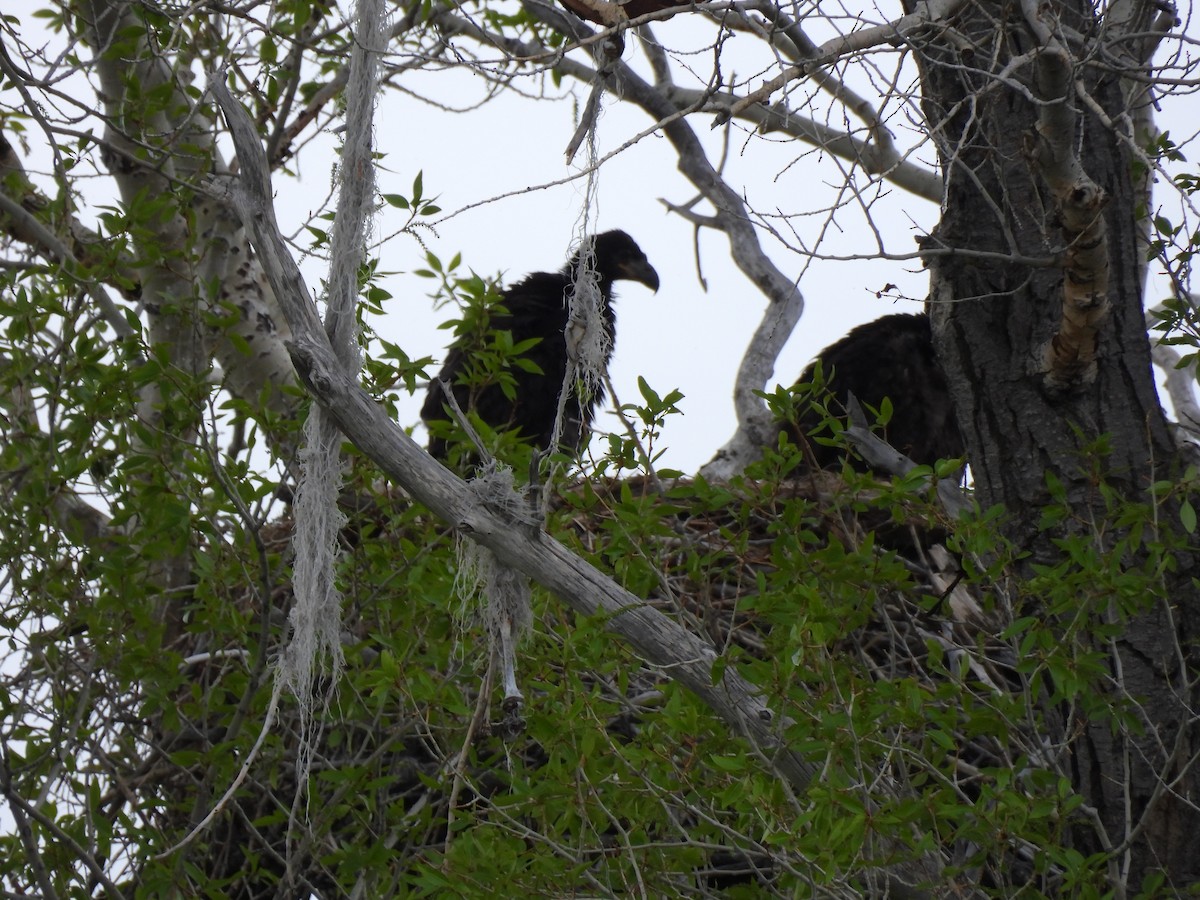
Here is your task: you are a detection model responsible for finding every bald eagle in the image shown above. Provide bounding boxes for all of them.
[784,312,964,470]
[422,230,659,463]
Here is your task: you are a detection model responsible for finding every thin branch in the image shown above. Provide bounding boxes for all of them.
[666,84,943,202]
[0,745,126,899]
[713,0,967,127]
[0,137,137,342]
[153,679,284,859]
[733,0,899,166]
[430,4,942,202]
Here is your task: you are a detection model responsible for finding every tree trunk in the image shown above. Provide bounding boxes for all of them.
[910,0,1200,888]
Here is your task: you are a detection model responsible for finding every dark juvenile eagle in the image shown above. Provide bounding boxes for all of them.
[422,230,659,462]
[557,0,691,25]
[784,312,964,470]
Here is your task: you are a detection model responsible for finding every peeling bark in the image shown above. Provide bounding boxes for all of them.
[1024,39,1111,389]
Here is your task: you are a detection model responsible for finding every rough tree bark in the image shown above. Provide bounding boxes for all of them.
[910,0,1200,887]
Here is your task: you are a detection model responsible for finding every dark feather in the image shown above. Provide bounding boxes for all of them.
[784,312,964,470]
[422,231,658,462]
[558,0,690,24]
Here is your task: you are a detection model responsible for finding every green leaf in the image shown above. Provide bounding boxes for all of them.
[1181,499,1197,535]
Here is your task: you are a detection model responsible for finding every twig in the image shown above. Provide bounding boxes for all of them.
[713,0,965,127]
[153,679,284,859]
[0,745,127,898]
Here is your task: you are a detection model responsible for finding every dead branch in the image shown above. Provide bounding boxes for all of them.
[427,3,941,201]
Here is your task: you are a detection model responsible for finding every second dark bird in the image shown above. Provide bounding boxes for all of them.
[422,230,659,462]
[783,312,964,471]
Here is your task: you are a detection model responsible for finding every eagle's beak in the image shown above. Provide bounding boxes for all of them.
[621,258,660,293]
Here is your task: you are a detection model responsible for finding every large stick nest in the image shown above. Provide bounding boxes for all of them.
[136,466,1046,897]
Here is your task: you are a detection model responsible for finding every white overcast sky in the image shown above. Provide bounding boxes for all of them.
[10,6,1199,474]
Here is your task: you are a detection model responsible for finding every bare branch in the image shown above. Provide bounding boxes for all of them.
[665,85,943,202]
[729,0,902,172]
[713,0,966,127]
